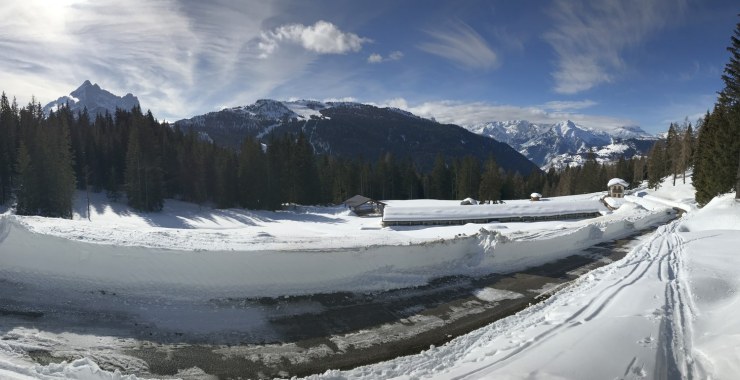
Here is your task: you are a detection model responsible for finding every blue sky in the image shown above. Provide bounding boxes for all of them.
[0,0,736,133]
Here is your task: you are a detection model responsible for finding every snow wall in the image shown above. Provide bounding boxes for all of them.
[0,210,674,299]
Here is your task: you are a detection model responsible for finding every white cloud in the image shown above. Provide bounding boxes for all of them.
[545,0,686,94]
[321,96,358,103]
[418,20,498,70]
[384,97,409,109]
[258,20,369,58]
[368,53,383,63]
[377,98,635,131]
[543,99,597,111]
[367,50,403,64]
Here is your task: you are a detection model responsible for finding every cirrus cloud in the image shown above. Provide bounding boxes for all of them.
[418,20,498,70]
[545,0,687,94]
[367,50,403,64]
[377,98,635,132]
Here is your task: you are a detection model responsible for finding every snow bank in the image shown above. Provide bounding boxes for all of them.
[0,203,672,300]
[679,194,740,378]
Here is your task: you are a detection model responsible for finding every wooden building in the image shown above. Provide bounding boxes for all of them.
[344,195,386,216]
[607,178,629,198]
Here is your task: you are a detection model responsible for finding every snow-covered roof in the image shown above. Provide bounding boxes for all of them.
[383,200,605,222]
[608,178,629,187]
[344,195,384,208]
[531,193,542,198]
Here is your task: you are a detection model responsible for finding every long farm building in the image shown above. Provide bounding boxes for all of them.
[382,200,606,226]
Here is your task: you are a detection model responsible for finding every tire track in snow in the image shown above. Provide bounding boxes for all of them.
[578,224,672,322]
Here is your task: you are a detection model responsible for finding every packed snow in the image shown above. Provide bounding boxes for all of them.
[1,174,738,379]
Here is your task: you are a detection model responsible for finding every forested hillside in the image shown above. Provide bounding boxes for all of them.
[0,95,652,218]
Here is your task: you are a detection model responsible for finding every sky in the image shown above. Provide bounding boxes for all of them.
[0,0,737,134]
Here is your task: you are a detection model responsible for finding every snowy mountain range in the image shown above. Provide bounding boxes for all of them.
[41,82,656,172]
[466,120,657,169]
[43,80,140,117]
[175,99,540,174]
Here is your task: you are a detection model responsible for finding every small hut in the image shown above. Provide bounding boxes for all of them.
[343,195,385,216]
[607,178,629,198]
[530,193,542,201]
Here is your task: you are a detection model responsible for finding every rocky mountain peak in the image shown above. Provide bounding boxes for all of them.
[43,81,140,118]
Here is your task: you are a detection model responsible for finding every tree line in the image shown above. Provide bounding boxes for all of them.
[643,119,696,191]
[0,96,657,218]
[691,15,740,206]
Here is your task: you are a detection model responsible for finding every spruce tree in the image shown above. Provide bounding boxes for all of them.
[478,157,501,202]
[718,15,740,200]
[14,142,35,215]
[647,141,666,190]
[666,123,681,185]
[720,15,740,106]
[680,123,695,184]
[429,155,452,199]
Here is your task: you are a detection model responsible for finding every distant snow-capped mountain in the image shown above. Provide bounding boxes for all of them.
[466,119,656,169]
[175,99,541,174]
[43,80,140,117]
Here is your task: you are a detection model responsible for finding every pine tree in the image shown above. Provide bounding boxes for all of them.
[666,123,682,186]
[429,155,452,199]
[720,15,740,106]
[290,132,319,204]
[647,141,666,190]
[478,157,501,202]
[0,92,18,205]
[124,125,163,212]
[106,166,120,201]
[717,15,740,200]
[455,155,480,199]
[237,137,267,209]
[680,123,695,184]
[14,142,35,215]
[46,115,77,218]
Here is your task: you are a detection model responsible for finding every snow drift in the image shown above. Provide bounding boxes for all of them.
[0,206,672,300]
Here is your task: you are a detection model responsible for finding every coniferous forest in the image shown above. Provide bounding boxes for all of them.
[1,18,738,218]
[0,94,730,219]
[691,16,740,206]
[0,94,653,218]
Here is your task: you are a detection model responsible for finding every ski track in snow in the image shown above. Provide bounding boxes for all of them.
[462,223,687,380]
